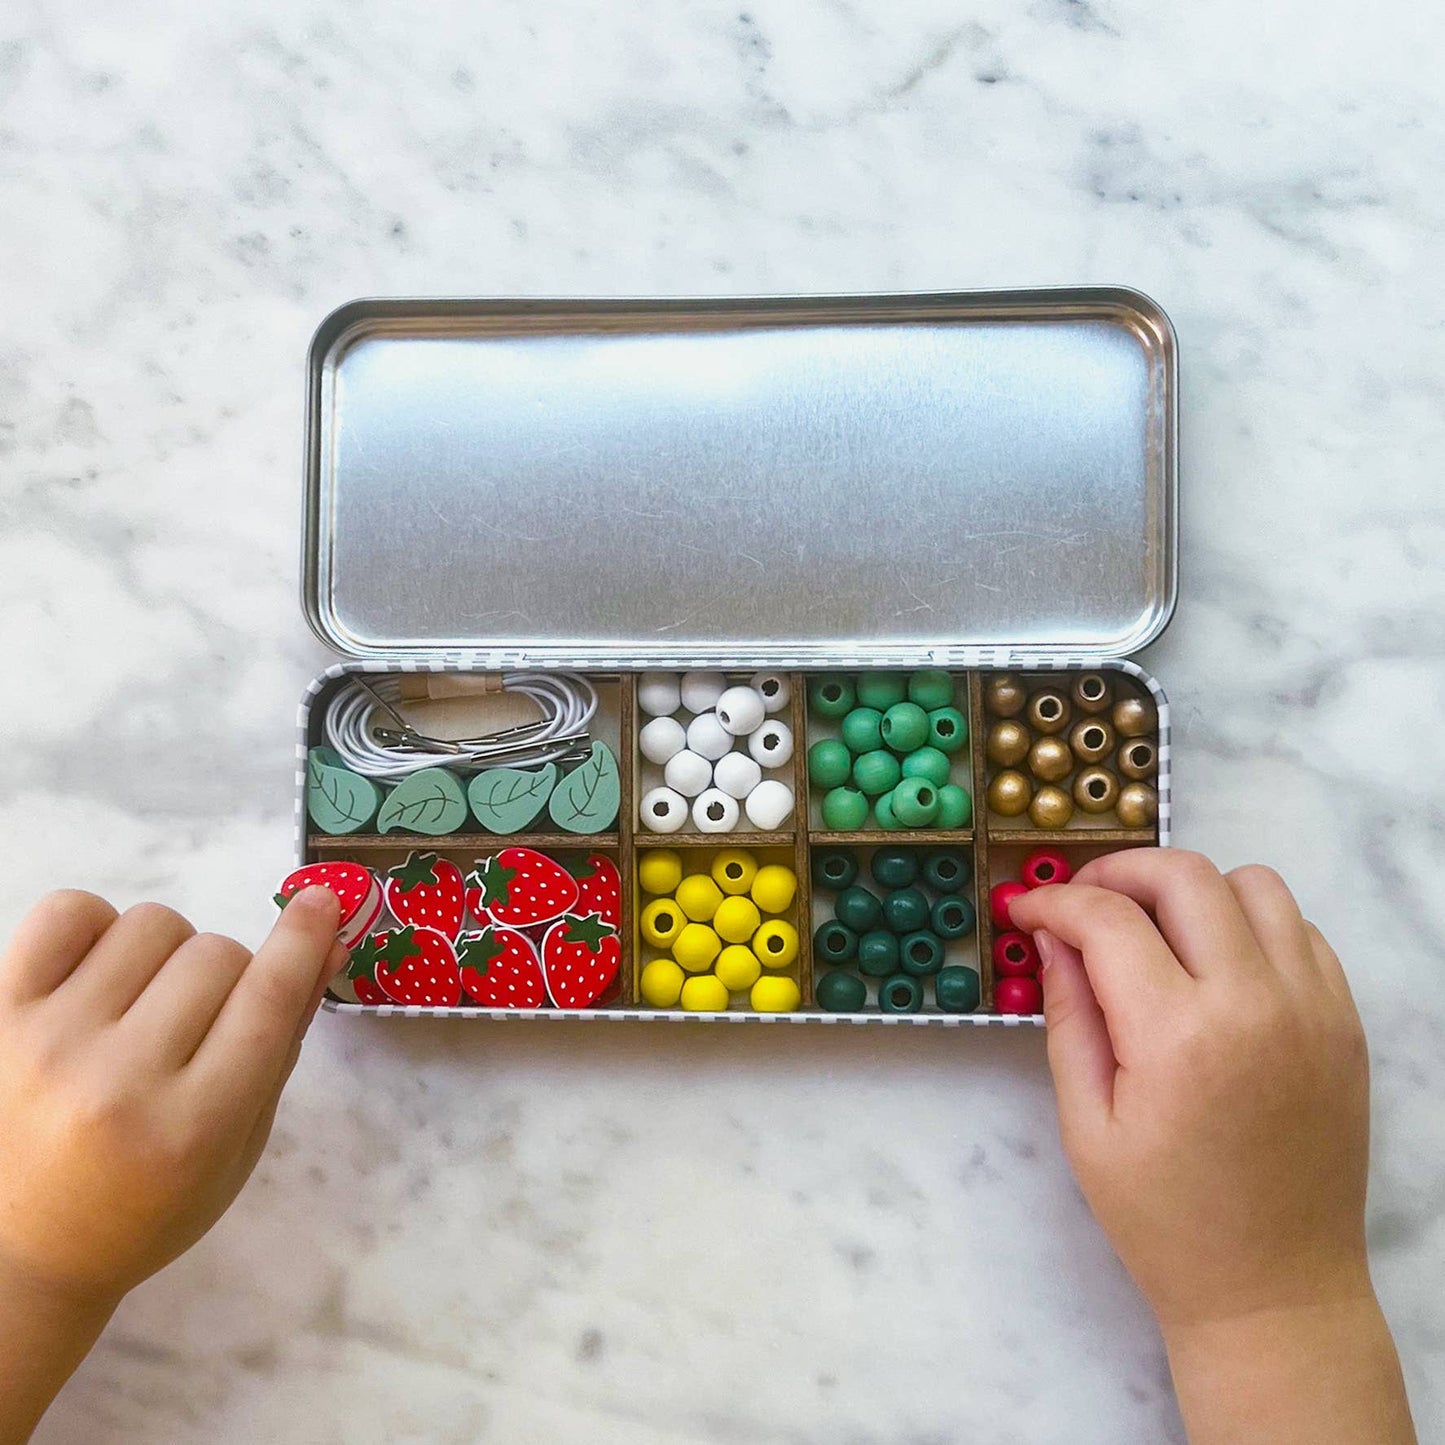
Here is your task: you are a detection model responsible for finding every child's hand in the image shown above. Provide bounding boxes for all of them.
[1011,850,1414,1444]
[0,887,343,1311]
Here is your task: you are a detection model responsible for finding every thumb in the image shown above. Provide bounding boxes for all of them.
[1037,929,1117,1133]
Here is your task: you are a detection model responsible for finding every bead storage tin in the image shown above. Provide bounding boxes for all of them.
[296,290,1177,1025]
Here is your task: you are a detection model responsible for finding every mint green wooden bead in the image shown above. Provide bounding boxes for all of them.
[934,783,973,829]
[808,738,852,790]
[926,706,968,754]
[821,786,869,831]
[880,702,929,754]
[892,776,941,827]
[874,790,902,830]
[907,669,955,711]
[808,676,855,719]
[840,707,884,755]
[852,749,902,797]
[935,965,981,1013]
[901,746,951,789]
[856,673,907,710]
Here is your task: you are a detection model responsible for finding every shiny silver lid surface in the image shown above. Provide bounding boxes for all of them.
[304,290,1177,663]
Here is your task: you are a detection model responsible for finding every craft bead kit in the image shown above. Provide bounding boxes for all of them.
[288,290,1177,1024]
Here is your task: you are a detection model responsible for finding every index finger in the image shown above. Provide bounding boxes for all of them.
[186,887,341,1111]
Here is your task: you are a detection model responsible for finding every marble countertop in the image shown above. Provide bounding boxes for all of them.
[4,2,1442,1439]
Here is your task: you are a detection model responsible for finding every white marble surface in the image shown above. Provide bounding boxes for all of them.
[3,0,1442,1439]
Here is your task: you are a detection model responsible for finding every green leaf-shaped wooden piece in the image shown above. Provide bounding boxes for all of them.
[547,742,621,835]
[467,763,557,834]
[307,749,382,835]
[376,767,468,836]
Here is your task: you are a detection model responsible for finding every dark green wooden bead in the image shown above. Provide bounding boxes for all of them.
[808,738,852,790]
[935,965,981,1013]
[930,893,977,939]
[870,847,919,889]
[907,668,955,711]
[921,848,972,893]
[809,675,856,719]
[874,790,902,830]
[927,706,968,754]
[852,749,902,798]
[813,920,858,965]
[840,706,884,755]
[816,970,867,1012]
[821,786,869,831]
[883,886,930,934]
[880,702,929,754]
[891,776,940,827]
[878,973,924,1014]
[812,848,858,892]
[899,930,945,977]
[856,929,900,977]
[835,885,883,933]
[901,746,951,789]
[934,784,973,829]
[855,673,908,710]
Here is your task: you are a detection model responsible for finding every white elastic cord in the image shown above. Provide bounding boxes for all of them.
[324,673,598,779]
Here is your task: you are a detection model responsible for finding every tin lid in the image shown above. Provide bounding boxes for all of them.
[304,289,1177,665]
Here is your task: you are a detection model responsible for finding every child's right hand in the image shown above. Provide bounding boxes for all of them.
[1011,850,1414,1443]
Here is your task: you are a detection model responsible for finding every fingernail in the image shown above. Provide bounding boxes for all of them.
[1033,930,1058,973]
[289,886,340,922]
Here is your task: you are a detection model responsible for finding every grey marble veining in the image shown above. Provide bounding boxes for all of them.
[2,1,1442,1439]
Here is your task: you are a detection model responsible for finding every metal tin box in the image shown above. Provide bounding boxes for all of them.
[296,289,1177,1024]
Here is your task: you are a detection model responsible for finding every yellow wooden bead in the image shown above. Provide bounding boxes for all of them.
[749,863,797,914]
[640,957,685,1007]
[673,923,722,973]
[714,895,763,944]
[640,897,685,948]
[710,848,758,895]
[638,849,684,896]
[675,874,723,922]
[681,974,731,1012]
[750,975,801,1012]
[751,919,799,968]
[715,944,762,993]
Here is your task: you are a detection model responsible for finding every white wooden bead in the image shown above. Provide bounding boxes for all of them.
[640,786,689,833]
[664,748,713,798]
[747,718,794,767]
[638,671,682,717]
[686,711,734,761]
[639,715,687,765]
[712,750,762,799]
[692,788,740,833]
[680,670,727,713]
[749,671,792,713]
[715,685,766,737]
[745,778,794,831]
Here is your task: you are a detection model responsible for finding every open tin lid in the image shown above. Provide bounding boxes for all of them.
[304,289,1177,666]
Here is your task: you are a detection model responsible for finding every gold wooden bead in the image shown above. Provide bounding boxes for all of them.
[1027,736,1072,784]
[1112,693,1157,738]
[1072,673,1112,714]
[1026,689,1071,735]
[1069,718,1116,767]
[986,674,1027,719]
[986,720,1032,768]
[1029,785,1074,829]
[1117,738,1158,781]
[987,769,1033,817]
[1117,781,1159,829]
[1073,766,1120,815]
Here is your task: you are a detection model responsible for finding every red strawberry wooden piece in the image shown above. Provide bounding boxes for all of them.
[467,848,578,929]
[371,926,462,1008]
[542,912,620,1010]
[275,861,382,948]
[384,850,466,939]
[571,853,622,929]
[457,926,546,1009]
[345,933,389,1005]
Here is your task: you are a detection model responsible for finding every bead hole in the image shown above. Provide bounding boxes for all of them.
[888,984,911,1007]
[910,942,932,963]
[942,906,963,928]
[726,864,743,879]
[762,680,778,696]
[706,803,726,821]
[1036,863,1054,881]
[1089,779,1107,799]
[937,719,954,736]
[916,788,933,805]
[766,936,784,954]
[1084,728,1104,749]
[1131,745,1150,766]
[763,735,778,751]
[827,934,845,955]
[653,801,669,817]
[1040,698,1060,719]
[823,684,841,701]
[656,912,673,930]
[1082,677,1104,699]
[1006,944,1026,963]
